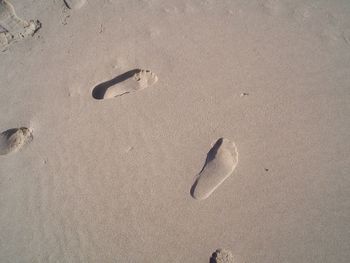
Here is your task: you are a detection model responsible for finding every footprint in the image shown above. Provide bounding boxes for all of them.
[261,0,286,16]
[292,5,313,23]
[0,127,33,155]
[0,0,41,50]
[191,138,238,200]
[342,29,350,46]
[63,0,86,10]
[92,69,158,100]
[210,249,235,263]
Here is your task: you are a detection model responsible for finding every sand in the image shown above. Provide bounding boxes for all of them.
[0,0,349,262]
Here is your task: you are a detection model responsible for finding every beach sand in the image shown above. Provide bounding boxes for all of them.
[0,0,349,262]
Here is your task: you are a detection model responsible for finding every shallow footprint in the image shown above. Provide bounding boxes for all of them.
[0,127,33,155]
[191,138,238,200]
[63,0,86,10]
[92,69,158,100]
[0,0,40,50]
[210,249,235,263]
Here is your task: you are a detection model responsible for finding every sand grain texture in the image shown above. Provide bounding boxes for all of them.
[0,0,349,262]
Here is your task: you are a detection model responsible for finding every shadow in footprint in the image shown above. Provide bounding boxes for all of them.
[209,249,234,263]
[92,69,141,100]
[64,0,87,10]
[1,128,19,138]
[190,138,223,197]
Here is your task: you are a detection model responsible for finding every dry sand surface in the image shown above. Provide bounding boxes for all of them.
[0,0,350,262]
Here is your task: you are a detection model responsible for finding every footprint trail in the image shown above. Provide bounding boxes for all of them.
[191,138,238,200]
